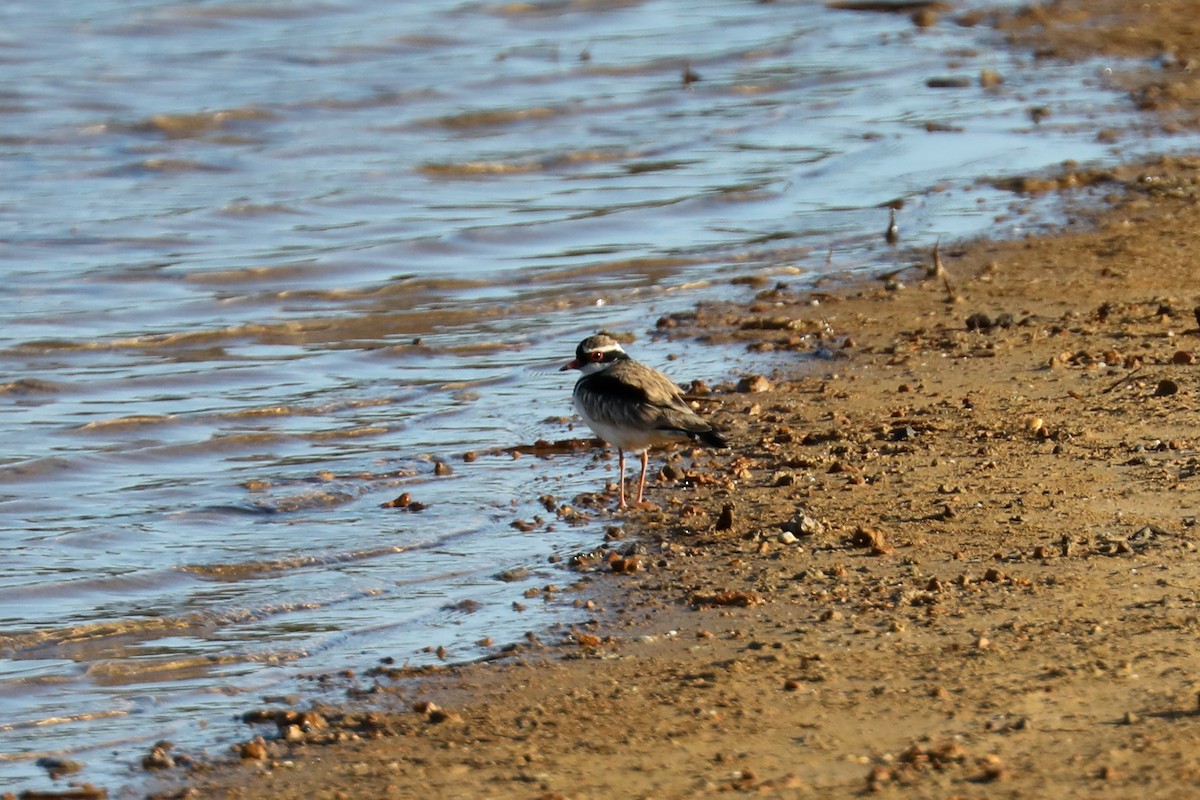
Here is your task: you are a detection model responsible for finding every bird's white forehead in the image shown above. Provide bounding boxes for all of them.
[576,335,626,358]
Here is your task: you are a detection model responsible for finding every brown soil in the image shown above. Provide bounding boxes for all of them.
[130,4,1200,800]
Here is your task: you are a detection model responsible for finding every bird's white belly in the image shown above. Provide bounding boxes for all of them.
[573,393,682,452]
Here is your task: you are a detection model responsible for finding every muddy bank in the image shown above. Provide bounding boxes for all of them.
[139,149,1200,800]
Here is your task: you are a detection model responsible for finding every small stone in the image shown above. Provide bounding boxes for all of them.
[965,312,993,331]
[736,375,773,393]
[796,513,825,536]
[867,764,893,790]
[715,503,735,531]
[434,461,453,476]
[926,76,971,89]
[610,555,643,574]
[778,531,798,544]
[380,492,427,511]
[976,754,1006,782]
[142,742,175,770]
[37,757,85,779]
[237,738,269,761]
[575,632,602,648]
[1154,379,1179,397]
[911,7,938,27]
[427,708,460,724]
[850,526,890,555]
[495,567,530,583]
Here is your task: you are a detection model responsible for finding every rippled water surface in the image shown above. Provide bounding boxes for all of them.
[0,0,1169,789]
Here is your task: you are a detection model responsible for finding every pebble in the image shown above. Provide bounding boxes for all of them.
[427,708,460,724]
[1154,379,1179,397]
[965,312,1014,332]
[141,742,175,770]
[36,757,85,779]
[736,375,773,393]
[979,69,1004,88]
[495,567,530,583]
[380,492,428,511]
[796,513,825,536]
[575,632,602,648]
[911,7,938,27]
[850,526,890,555]
[609,554,644,574]
[237,738,269,761]
[926,76,971,89]
[715,503,735,531]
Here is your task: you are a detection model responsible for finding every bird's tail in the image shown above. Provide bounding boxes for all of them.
[694,428,728,448]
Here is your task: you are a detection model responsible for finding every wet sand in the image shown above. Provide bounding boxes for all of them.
[105,2,1200,798]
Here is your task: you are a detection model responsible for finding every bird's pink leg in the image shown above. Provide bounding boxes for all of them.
[636,450,649,504]
[617,449,627,508]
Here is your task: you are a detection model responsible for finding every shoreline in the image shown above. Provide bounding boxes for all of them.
[160,151,1200,800]
[27,2,1200,798]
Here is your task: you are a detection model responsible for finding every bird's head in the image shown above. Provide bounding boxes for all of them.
[560,333,628,375]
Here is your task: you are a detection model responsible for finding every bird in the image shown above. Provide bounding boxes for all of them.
[560,333,727,508]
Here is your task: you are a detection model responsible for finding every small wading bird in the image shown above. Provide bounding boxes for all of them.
[561,333,727,508]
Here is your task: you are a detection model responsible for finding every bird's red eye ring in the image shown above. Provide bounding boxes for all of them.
[589,350,604,362]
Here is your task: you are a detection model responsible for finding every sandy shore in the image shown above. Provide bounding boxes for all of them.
[89,3,1200,799]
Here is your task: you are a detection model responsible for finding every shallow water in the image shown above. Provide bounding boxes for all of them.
[0,0,1178,789]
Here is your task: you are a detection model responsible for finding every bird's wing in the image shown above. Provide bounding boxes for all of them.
[582,362,710,434]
